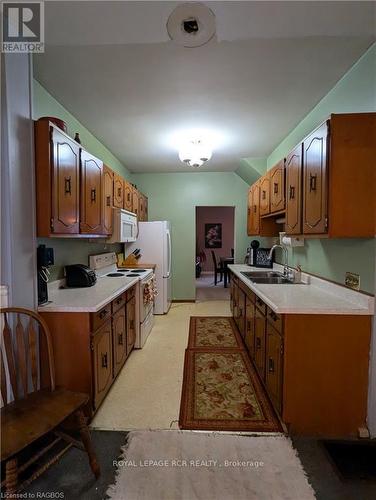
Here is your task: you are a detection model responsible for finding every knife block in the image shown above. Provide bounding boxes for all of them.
[123,254,138,266]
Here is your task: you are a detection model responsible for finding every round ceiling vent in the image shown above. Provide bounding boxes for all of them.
[167,2,216,48]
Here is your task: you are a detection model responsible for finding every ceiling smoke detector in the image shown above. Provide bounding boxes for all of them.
[167,2,216,48]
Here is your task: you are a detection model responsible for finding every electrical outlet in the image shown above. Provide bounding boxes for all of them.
[345,272,360,291]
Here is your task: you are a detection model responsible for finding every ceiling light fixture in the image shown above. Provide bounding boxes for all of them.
[178,139,213,168]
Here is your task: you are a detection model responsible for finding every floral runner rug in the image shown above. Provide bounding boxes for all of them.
[179,317,282,432]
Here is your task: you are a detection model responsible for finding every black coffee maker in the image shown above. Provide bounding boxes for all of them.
[37,245,54,305]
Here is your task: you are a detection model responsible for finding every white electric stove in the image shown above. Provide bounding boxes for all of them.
[89,252,155,348]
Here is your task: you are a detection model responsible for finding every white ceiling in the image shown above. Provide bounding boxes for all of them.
[34,1,375,173]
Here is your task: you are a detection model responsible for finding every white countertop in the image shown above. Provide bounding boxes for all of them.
[38,275,139,313]
[228,264,374,315]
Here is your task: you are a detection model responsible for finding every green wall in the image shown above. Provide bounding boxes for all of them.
[265,43,376,293]
[132,172,251,300]
[33,80,130,280]
[33,80,132,180]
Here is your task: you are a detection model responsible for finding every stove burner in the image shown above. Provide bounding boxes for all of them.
[127,273,140,277]
[107,273,125,277]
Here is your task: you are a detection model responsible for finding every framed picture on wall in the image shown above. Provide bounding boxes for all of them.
[205,223,222,248]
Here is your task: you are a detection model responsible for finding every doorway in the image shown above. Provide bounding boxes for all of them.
[195,206,235,301]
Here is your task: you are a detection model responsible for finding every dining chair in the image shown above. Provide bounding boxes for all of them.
[0,307,100,494]
[211,251,224,286]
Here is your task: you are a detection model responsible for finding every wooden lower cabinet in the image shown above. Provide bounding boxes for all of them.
[126,296,136,356]
[92,320,113,409]
[254,306,266,381]
[229,271,371,437]
[244,295,256,358]
[112,306,127,378]
[40,285,137,416]
[265,324,283,413]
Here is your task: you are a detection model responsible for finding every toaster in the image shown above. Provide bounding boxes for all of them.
[65,264,97,288]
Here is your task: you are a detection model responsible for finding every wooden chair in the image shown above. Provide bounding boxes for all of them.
[0,307,100,494]
[211,251,224,286]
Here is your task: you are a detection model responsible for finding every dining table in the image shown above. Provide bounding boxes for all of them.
[220,256,235,288]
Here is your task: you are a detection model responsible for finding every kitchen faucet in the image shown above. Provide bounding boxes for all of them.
[268,244,289,277]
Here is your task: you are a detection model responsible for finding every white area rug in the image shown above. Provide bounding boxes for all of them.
[107,430,316,500]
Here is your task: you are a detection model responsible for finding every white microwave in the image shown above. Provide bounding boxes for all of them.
[107,208,138,243]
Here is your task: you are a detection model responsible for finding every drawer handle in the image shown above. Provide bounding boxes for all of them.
[101,352,108,368]
[289,185,295,200]
[64,176,72,195]
[262,190,266,200]
[106,195,111,206]
[118,333,123,345]
[91,188,96,202]
[309,174,317,192]
[268,358,275,373]
[256,337,261,349]
[99,309,108,319]
[274,182,278,194]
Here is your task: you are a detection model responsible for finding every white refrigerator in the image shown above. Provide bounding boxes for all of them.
[127,221,172,314]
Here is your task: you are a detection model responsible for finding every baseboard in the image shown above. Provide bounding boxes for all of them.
[172,299,196,303]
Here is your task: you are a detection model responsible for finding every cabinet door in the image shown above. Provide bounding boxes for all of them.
[247,182,260,235]
[113,173,124,209]
[123,181,133,212]
[112,306,127,377]
[303,122,329,234]
[103,165,113,235]
[259,175,270,216]
[126,296,136,356]
[254,307,266,381]
[270,160,285,213]
[236,288,246,339]
[51,128,80,234]
[132,188,139,217]
[144,196,148,221]
[265,324,283,413]
[92,320,113,409]
[138,194,145,221]
[245,297,256,359]
[285,144,303,235]
[80,150,103,234]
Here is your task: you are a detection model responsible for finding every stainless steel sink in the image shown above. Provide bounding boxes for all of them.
[241,270,304,285]
[241,271,283,279]
[250,276,294,284]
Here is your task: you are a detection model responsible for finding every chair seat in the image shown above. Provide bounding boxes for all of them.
[1,388,89,462]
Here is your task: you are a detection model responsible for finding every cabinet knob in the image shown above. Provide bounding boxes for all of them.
[274,182,278,194]
[268,358,275,373]
[256,337,261,349]
[106,195,111,206]
[118,187,122,197]
[91,188,96,202]
[101,352,108,368]
[118,333,123,345]
[289,185,295,200]
[64,176,72,195]
[309,173,317,192]
[99,309,108,319]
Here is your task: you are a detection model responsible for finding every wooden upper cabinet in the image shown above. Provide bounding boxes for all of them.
[80,150,104,234]
[247,182,260,235]
[285,144,303,235]
[303,122,329,234]
[35,121,80,236]
[113,173,124,209]
[123,181,133,212]
[270,160,285,213]
[132,187,139,217]
[259,175,270,216]
[138,193,148,221]
[103,165,114,235]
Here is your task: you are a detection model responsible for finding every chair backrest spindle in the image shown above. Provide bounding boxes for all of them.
[0,308,56,406]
